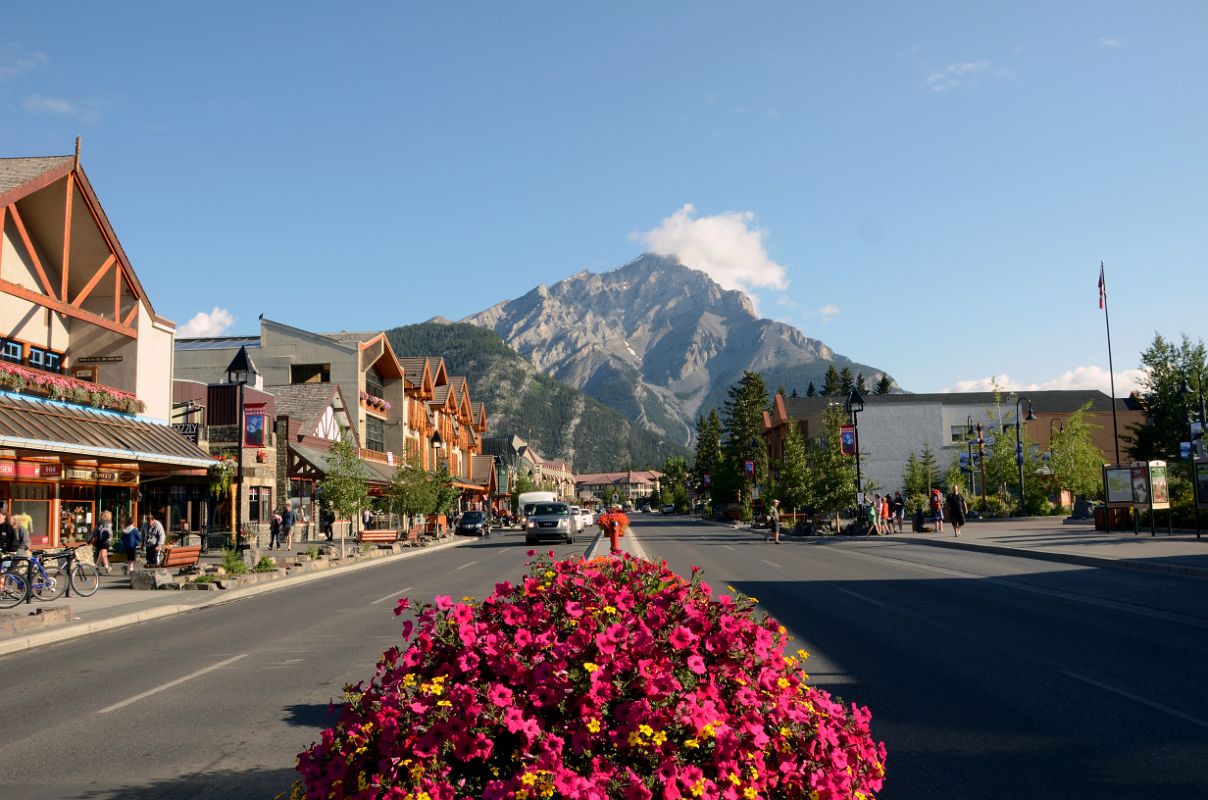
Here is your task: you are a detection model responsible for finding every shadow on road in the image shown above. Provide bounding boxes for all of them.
[75,766,299,800]
[282,701,342,729]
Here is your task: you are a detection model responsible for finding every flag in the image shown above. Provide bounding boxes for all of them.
[1098,263,1106,310]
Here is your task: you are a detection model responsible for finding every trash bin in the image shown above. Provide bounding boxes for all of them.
[912,509,925,532]
[1094,505,1130,531]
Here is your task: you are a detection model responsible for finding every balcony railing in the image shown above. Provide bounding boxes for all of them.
[0,361,145,415]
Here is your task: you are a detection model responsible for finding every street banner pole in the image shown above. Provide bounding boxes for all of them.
[1099,262,1122,464]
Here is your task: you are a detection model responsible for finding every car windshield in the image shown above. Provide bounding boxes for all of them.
[461,512,483,522]
[533,503,568,516]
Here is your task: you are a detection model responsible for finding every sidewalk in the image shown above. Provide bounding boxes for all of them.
[891,516,1208,579]
[0,536,469,657]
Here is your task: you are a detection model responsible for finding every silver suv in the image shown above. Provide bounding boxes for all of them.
[525,502,576,545]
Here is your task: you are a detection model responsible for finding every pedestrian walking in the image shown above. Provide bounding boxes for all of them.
[89,510,113,574]
[764,499,783,543]
[144,513,165,567]
[0,508,15,553]
[892,491,905,534]
[929,488,944,533]
[946,485,969,537]
[282,504,296,550]
[268,509,283,550]
[879,494,891,535]
[322,509,335,541]
[119,517,142,573]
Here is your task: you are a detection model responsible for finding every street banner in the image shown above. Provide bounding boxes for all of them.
[702,473,711,487]
[1197,463,1208,510]
[743,460,754,478]
[840,424,856,456]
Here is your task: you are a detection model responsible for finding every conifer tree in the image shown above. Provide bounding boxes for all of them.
[855,372,869,396]
[806,382,817,398]
[721,371,770,518]
[873,374,892,395]
[692,410,723,507]
[820,366,841,397]
[839,367,855,395]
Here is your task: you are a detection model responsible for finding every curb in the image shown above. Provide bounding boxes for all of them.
[0,536,470,658]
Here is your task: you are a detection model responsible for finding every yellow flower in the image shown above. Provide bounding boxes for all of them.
[747,766,759,780]
[652,730,668,746]
[638,724,654,737]
[777,677,790,689]
[797,648,810,660]
[521,773,538,787]
[437,699,452,707]
[584,662,599,673]
[628,731,643,746]
[727,772,742,786]
[586,718,602,733]
[684,738,700,749]
[691,778,707,797]
[780,726,792,737]
[701,723,716,738]
[744,788,758,799]
[603,605,617,615]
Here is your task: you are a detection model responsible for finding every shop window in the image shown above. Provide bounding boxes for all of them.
[43,351,62,373]
[366,417,385,453]
[27,348,43,368]
[365,368,384,400]
[249,486,271,522]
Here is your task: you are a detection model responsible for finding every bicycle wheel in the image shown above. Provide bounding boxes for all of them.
[33,564,68,601]
[0,572,28,609]
[70,562,100,597]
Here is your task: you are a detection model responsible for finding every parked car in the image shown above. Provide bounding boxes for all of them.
[661,504,675,514]
[569,506,586,536]
[455,510,491,537]
[525,502,576,545]
[579,507,595,529]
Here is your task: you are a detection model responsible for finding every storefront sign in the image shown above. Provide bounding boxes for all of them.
[173,423,200,443]
[76,355,123,363]
[63,468,135,483]
[7,462,61,478]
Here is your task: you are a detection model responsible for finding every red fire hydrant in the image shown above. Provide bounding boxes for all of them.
[600,506,629,555]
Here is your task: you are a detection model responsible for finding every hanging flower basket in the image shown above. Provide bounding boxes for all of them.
[293,554,886,799]
[0,362,145,414]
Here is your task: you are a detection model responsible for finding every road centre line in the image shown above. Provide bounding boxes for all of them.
[1061,670,1208,730]
[456,560,479,571]
[759,559,782,569]
[371,586,412,605]
[836,587,885,607]
[99,654,248,714]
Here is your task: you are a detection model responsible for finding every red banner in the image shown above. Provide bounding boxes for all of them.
[840,425,856,456]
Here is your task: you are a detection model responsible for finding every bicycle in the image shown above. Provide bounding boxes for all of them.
[0,567,28,609]
[57,547,100,597]
[3,550,68,601]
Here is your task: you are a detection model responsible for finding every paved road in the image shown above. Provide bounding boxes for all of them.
[0,530,580,800]
[3,517,1206,799]
[643,517,1208,799]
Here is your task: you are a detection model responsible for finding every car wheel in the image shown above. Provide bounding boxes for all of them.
[526,536,537,545]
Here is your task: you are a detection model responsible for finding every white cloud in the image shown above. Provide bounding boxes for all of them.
[941,366,1146,396]
[926,60,1014,92]
[178,307,236,338]
[811,304,841,322]
[635,204,790,298]
[0,49,47,81]
[22,94,74,114]
[1099,37,1123,47]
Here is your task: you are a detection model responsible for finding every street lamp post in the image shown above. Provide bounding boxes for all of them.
[845,387,865,514]
[1181,368,1206,538]
[1015,397,1036,516]
[965,416,977,499]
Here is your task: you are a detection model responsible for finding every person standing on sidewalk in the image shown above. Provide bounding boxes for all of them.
[281,504,296,551]
[89,510,113,574]
[892,491,905,534]
[145,513,165,567]
[119,517,142,573]
[930,489,945,534]
[764,499,783,543]
[268,509,283,550]
[946,485,969,537]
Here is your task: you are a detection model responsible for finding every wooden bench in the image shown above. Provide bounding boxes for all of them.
[356,529,398,547]
[159,544,202,572]
[403,525,424,547]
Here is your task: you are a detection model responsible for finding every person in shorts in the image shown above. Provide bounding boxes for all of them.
[892,491,905,534]
[765,499,782,544]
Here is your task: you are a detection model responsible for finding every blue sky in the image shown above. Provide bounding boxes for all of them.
[2,2,1204,396]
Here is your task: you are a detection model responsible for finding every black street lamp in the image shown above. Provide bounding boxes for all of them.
[1181,367,1206,538]
[845,387,865,511]
[964,416,977,499]
[976,422,988,511]
[1015,397,1036,516]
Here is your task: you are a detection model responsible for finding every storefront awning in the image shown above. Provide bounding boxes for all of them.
[291,443,393,485]
[0,392,214,468]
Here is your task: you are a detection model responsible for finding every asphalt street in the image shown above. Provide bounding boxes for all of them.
[0,530,584,800]
[641,517,1208,800]
[2,517,1206,799]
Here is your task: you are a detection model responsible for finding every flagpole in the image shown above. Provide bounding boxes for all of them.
[1101,261,1122,463]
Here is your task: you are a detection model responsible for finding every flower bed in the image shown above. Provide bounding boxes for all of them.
[293,553,886,799]
[0,361,144,414]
